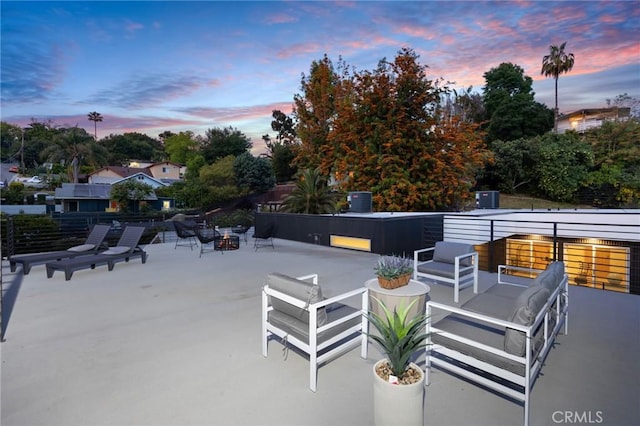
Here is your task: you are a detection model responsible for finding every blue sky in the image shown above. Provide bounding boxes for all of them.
[1,1,639,154]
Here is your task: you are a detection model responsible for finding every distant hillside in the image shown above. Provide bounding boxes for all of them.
[499,194,594,210]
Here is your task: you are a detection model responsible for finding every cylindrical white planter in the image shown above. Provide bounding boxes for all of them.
[365,279,430,321]
[373,360,425,426]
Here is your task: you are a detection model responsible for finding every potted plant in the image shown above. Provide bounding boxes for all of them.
[365,297,429,426]
[375,255,413,289]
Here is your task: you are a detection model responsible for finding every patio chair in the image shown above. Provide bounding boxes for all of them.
[9,224,111,275]
[174,220,199,250]
[413,241,478,303]
[253,223,275,251]
[45,225,148,281]
[194,227,223,257]
[262,272,368,392]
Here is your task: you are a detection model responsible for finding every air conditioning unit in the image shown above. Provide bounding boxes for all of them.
[348,192,372,213]
[476,191,499,209]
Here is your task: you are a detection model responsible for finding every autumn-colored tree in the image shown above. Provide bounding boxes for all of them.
[292,54,341,171]
[297,48,488,211]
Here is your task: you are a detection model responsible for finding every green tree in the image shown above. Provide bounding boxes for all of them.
[533,133,592,202]
[19,120,61,169]
[199,155,236,187]
[490,138,537,193]
[110,179,153,213]
[87,111,103,140]
[583,119,640,207]
[40,126,108,180]
[198,155,241,207]
[0,122,23,162]
[280,168,339,214]
[184,154,206,181]
[270,109,297,144]
[164,131,198,165]
[541,42,575,133]
[269,142,296,183]
[265,110,298,182]
[101,132,164,165]
[233,152,276,194]
[201,126,252,163]
[483,63,553,142]
[1,181,25,204]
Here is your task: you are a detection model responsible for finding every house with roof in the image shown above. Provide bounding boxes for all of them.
[54,181,174,213]
[557,107,631,134]
[145,161,183,184]
[88,166,153,185]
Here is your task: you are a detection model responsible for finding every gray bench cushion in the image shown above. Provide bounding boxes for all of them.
[462,293,515,321]
[417,261,475,280]
[432,313,527,376]
[504,286,550,356]
[432,241,474,266]
[485,283,529,300]
[268,273,327,326]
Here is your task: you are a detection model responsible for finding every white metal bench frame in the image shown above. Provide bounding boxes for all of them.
[425,268,569,426]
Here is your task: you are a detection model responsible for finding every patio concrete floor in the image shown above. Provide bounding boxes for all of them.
[1,235,639,426]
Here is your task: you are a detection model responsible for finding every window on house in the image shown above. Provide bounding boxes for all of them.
[162,167,168,173]
[506,239,554,278]
[563,243,629,293]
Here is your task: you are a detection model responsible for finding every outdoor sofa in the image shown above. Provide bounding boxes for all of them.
[426,261,568,426]
[8,224,111,275]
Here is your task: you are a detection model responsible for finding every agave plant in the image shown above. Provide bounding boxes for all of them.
[374,255,413,279]
[365,297,430,377]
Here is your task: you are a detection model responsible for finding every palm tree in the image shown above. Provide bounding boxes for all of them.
[87,111,103,140]
[280,168,340,214]
[541,42,575,133]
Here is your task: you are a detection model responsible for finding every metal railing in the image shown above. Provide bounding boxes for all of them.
[438,216,639,295]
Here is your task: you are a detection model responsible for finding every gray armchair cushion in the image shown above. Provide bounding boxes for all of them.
[432,241,474,266]
[268,273,327,326]
[417,261,475,280]
[504,286,550,356]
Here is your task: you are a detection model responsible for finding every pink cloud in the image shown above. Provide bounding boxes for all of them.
[124,19,144,33]
[265,13,297,25]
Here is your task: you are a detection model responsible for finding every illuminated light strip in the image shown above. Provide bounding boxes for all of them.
[330,235,371,252]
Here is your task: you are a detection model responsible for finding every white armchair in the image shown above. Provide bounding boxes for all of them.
[262,273,368,392]
[413,241,478,303]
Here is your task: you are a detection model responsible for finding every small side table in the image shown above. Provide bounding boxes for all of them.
[365,279,430,320]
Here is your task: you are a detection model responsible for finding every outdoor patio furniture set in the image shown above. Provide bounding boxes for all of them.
[262,242,568,426]
[174,220,270,255]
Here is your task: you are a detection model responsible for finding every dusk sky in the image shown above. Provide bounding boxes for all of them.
[1,1,639,155]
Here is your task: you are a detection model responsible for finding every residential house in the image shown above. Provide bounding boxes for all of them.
[145,161,183,184]
[557,107,631,134]
[88,166,153,185]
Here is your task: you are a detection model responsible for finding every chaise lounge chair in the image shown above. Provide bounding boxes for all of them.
[45,225,148,281]
[9,224,111,275]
